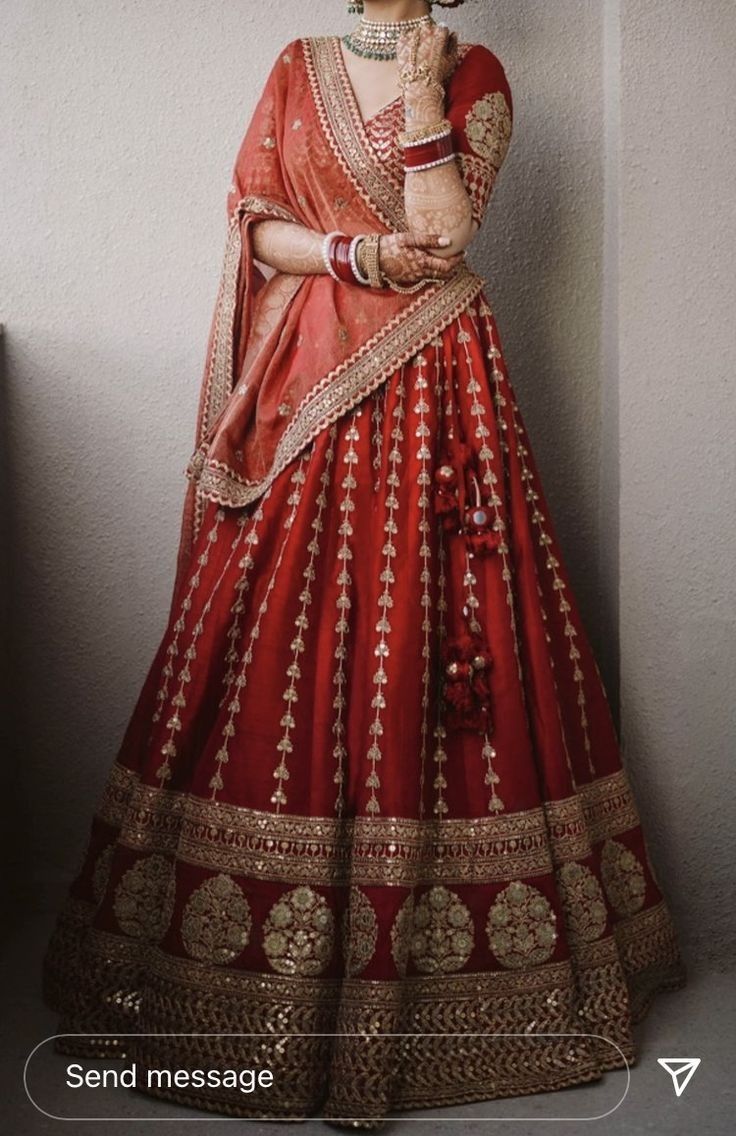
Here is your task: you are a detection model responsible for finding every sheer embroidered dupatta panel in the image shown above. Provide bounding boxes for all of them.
[172,37,513,594]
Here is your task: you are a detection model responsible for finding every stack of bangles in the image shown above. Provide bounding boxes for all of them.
[322,232,384,288]
[321,124,456,294]
[398,118,455,173]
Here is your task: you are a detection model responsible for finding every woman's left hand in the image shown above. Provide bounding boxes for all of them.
[397,22,458,124]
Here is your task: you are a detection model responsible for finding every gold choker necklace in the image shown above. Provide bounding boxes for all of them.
[342,14,435,61]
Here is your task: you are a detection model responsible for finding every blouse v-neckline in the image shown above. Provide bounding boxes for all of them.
[332,36,403,130]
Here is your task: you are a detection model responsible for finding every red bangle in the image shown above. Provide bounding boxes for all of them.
[329,235,357,284]
[404,132,455,171]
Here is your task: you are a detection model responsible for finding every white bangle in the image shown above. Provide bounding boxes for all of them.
[349,236,370,286]
[322,230,345,282]
[405,153,457,173]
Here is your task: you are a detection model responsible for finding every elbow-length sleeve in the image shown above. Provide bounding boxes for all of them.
[446,44,514,228]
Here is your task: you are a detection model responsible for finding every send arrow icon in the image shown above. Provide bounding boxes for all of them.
[657,1058,701,1097]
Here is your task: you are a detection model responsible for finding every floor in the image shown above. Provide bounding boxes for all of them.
[3,912,734,1136]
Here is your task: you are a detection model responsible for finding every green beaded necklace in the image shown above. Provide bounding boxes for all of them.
[342,13,434,61]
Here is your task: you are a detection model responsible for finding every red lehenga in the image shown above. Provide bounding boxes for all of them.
[42,34,686,1125]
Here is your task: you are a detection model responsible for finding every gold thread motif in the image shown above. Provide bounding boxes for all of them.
[486,881,558,969]
[365,370,406,815]
[96,761,646,888]
[303,36,406,231]
[271,429,336,810]
[217,493,271,710]
[464,92,512,170]
[556,861,607,944]
[341,888,379,978]
[209,456,310,801]
[180,874,251,964]
[410,886,474,974]
[91,845,115,906]
[112,854,176,943]
[150,507,226,755]
[390,895,415,975]
[457,153,496,226]
[190,270,485,513]
[332,410,361,815]
[412,355,434,824]
[43,893,686,1120]
[263,886,335,976]
[600,839,647,918]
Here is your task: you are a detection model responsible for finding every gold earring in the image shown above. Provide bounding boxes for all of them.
[347,1,364,13]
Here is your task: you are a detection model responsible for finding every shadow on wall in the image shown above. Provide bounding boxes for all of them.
[0,323,31,940]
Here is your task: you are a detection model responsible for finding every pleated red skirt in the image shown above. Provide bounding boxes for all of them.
[42,291,686,1125]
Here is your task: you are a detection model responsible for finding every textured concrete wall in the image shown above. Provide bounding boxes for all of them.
[617,0,736,964]
[2,2,733,964]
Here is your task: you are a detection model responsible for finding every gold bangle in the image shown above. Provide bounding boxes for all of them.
[398,119,452,148]
[361,234,384,289]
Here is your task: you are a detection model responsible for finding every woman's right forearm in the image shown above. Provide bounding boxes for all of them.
[251,219,327,275]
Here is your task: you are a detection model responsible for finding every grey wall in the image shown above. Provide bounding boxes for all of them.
[1,1,734,965]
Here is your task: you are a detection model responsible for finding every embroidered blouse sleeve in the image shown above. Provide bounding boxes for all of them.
[446,44,514,229]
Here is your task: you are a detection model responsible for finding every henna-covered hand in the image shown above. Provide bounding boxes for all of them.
[397,23,458,126]
[379,231,464,286]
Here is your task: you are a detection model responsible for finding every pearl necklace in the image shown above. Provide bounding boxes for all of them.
[342,13,435,61]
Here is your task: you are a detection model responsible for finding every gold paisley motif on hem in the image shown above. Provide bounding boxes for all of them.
[341,888,379,978]
[556,861,608,944]
[486,881,558,970]
[600,838,647,917]
[180,874,252,964]
[410,886,474,974]
[112,854,176,943]
[263,886,334,976]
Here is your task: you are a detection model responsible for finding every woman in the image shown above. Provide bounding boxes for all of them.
[42,0,686,1126]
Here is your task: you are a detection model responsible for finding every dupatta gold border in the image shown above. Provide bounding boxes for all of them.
[197,195,302,448]
[189,265,484,509]
[303,36,407,231]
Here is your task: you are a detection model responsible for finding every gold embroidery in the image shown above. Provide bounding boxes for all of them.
[332,410,361,815]
[272,435,334,810]
[601,839,646,917]
[464,92,512,170]
[365,372,405,815]
[410,886,474,974]
[209,458,309,801]
[486,881,558,969]
[457,153,496,225]
[96,761,648,888]
[191,270,484,514]
[557,861,607,943]
[412,355,435,822]
[303,36,406,231]
[390,895,415,975]
[43,894,685,1118]
[263,886,335,976]
[112,854,175,943]
[181,874,251,964]
[91,845,115,905]
[341,888,378,977]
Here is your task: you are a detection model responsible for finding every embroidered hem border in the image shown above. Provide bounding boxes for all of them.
[43,895,685,1122]
[98,762,644,887]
